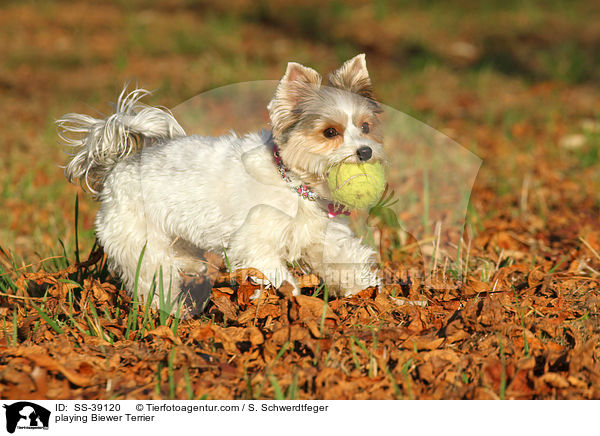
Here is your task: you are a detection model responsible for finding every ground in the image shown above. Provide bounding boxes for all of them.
[1,0,599,399]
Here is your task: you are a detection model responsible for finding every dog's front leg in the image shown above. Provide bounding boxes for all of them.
[226,205,300,297]
[303,219,381,297]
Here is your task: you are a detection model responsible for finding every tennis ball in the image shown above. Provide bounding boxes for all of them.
[327,162,386,210]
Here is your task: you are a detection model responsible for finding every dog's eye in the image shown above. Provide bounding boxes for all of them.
[323,128,339,138]
[361,122,370,134]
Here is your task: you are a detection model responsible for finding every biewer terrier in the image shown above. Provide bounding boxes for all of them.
[58,54,386,308]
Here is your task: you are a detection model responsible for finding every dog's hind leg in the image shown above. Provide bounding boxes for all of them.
[95,168,182,309]
[97,208,181,308]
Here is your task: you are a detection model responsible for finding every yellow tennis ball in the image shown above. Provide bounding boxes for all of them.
[327,162,386,210]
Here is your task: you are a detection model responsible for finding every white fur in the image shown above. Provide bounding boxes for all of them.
[59,61,382,310]
[58,88,186,195]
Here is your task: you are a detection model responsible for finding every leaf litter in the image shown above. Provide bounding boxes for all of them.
[1,238,599,399]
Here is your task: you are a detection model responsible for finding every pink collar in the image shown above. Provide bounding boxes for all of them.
[272,143,318,201]
[328,203,351,218]
[272,142,350,218]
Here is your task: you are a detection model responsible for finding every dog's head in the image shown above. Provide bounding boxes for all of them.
[268,54,386,189]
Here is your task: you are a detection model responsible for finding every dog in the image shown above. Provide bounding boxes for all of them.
[58,54,386,310]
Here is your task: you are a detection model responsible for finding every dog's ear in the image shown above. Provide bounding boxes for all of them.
[328,54,372,98]
[273,62,321,107]
[283,62,322,88]
[269,62,322,137]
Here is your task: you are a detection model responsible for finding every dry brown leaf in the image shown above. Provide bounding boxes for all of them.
[248,326,264,345]
[295,295,339,322]
[402,335,444,351]
[538,373,570,389]
[14,350,91,387]
[297,274,320,288]
[146,325,182,345]
[305,319,323,338]
[568,375,589,389]
[211,295,238,321]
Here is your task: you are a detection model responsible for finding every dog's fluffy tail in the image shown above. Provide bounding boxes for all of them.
[58,87,185,195]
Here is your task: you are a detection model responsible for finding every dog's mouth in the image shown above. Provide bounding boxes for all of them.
[329,149,388,171]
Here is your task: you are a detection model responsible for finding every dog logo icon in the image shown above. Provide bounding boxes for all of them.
[2,402,50,433]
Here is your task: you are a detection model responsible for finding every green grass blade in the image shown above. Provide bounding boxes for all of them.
[31,302,65,335]
[184,368,194,400]
[137,275,156,340]
[267,372,284,400]
[11,311,18,345]
[74,194,80,264]
[499,337,506,400]
[168,348,176,399]
[125,244,146,340]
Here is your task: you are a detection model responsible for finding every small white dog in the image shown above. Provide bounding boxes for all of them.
[58,54,386,309]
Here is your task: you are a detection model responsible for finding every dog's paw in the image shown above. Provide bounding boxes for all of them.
[247,276,271,301]
[247,274,273,287]
[247,276,300,298]
[249,287,264,300]
[325,266,381,297]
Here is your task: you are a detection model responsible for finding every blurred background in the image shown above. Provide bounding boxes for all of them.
[1,0,599,267]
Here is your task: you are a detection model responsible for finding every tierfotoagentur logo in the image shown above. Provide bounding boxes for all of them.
[2,402,51,433]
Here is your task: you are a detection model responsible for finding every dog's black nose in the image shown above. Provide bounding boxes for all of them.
[357,146,372,161]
